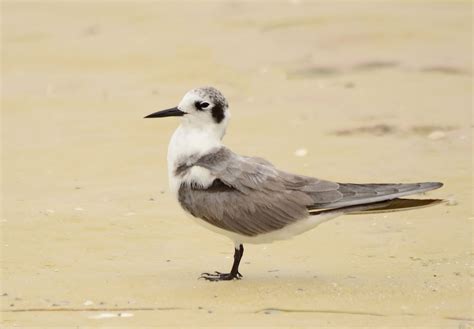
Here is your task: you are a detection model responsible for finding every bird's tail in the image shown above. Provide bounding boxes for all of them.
[309,198,444,216]
[345,198,444,214]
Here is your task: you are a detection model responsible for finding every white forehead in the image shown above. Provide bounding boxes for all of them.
[178,92,195,109]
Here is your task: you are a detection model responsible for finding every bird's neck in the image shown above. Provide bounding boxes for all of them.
[169,122,224,159]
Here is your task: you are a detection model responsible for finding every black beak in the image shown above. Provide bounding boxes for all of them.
[144,107,185,119]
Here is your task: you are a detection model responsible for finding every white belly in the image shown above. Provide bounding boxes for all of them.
[186,211,341,244]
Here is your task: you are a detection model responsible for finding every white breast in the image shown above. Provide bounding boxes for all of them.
[167,124,221,196]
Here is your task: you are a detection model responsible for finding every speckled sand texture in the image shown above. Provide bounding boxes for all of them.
[1,2,472,328]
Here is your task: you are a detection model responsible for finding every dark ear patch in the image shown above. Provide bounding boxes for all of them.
[211,103,225,123]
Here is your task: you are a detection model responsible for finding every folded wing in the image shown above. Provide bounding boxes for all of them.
[178,147,442,237]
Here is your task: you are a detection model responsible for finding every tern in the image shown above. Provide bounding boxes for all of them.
[145,86,443,281]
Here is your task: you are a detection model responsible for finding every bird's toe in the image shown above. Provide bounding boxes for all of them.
[199,271,241,281]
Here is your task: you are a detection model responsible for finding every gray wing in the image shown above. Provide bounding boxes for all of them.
[179,147,442,237]
[178,148,334,236]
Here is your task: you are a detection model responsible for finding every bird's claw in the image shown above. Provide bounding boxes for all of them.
[199,271,242,281]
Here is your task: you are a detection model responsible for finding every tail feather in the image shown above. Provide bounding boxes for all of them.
[346,198,444,215]
[309,198,444,216]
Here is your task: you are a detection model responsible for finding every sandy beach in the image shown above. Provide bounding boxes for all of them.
[1,1,472,328]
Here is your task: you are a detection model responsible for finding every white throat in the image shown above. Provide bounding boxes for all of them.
[167,119,228,196]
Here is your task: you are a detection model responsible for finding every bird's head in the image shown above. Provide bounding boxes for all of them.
[145,87,230,136]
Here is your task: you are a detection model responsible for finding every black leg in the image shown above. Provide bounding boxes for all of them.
[200,244,244,281]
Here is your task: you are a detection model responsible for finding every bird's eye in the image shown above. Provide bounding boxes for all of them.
[200,102,210,109]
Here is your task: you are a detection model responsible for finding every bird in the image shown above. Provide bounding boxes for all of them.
[145,86,443,282]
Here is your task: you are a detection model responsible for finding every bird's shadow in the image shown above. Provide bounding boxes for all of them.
[196,272,339,288]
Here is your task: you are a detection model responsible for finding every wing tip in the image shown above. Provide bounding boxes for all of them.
[422,182,444,191]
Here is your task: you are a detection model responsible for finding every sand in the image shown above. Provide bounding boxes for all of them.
[1,1,472,328]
